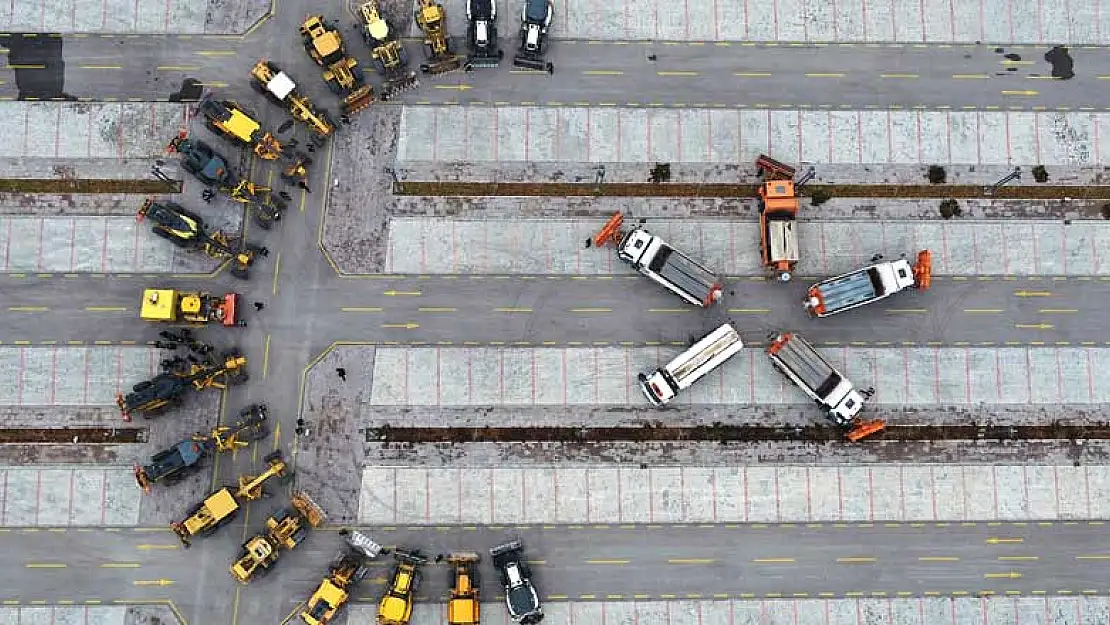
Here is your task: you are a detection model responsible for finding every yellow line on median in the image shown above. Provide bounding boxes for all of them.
[886,309,927,313]
[583,70,624,75]
[1001,90,1039,96]
[194,50,236,56]
[752,558,795,564]
[668,558,716,565]
[657,71,699,76]
[272,251,281,296]
[494,307,532,313]
[262,335,271,380]
[1038,309,1078,313]
[156,65,200,71]
[6,64,45,69]
[1076,555,1110,560]
[837,557,877,563]
[418,307,457,312]
[341,307,383,312]
[586,559,630,565]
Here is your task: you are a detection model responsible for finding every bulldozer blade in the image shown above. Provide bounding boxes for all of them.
[512,55,553,73]
[419,55,465,75]
[341,85,375,117]
[846,419,886,442]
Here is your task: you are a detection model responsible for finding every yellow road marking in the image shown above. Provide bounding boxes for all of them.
[262,335,271,380]
[341,307,383,312]
[1039,309,1078,313]
[881,73,919,78]
[586,559,630,565]
[194,50,236,56]
[99,563,140,568]
[919,556,960,562]
[1075,555,1110,560]
[1001,90,1039,96]
[986,537,1024,544]
[7,64,45,69]
[837,557,877,563]
[494,307,532,313]
[984,572,1023,579]
[418,307,457,312]
[657,71,699,76]
[583,70,624,75]
[570,308,612,313]
[727,308,769,313]
[806,73,845,78]
[667,559,716,565]
[381,323,419,329]
[271,251,281,296]
[752,558,795,564]
[132,579,175,586]
[964,309,1003,313]
[1014,290,1052,297]
[1014,323,1054,330]
[734,72,772,77]
[8,306,48,312]
[953,74,990,79]
[998,556,1039,561]
[382,290,421,296]
[1001,60,1034,65]
[85,306,127,312]
[25,563,66,568]
[79,64,121,69]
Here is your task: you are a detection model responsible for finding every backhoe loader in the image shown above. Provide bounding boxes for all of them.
[300,15,375,116]
[300,530,383,625]
[231,491,325,583]
[250,60,336,144]
[196,96,283,160]
[414,0,465,75]
[447,553,481,625]
[137,199,268,280]
[357,0,419,99]
[377,549,428,625]
[170,449,290,547]
[116,349,248,419]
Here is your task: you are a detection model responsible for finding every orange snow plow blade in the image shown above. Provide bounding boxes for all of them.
[845,419,886,442]
[593,212,625,247]
[913,250,932,290]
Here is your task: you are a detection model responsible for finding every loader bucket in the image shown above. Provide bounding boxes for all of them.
[512,54,552,73]
[845,419,886,442]
[341,85,375,116]
[378,73,420,101]
[912,250,932,290]
[593,212,624,247]
[420,54,465,75]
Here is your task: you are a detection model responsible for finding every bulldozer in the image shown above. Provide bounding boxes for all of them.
[377,549,428,625]
[300,530,383,625]
[446,553,481,625]
[165,134,285,229]
[300,15,375,116]
[116,349,248,419]
[134,404,269,492]
[414,0,466,75]
[140,289,242,327]
[230,490,325,583]
[250,60,336,145]
[357,1,419,99]
[170,449,291,548]
[196,96,283,160]
[138,199,267,280]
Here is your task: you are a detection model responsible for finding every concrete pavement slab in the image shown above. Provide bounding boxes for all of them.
[360,463,1110,524]
[0,103,185,162]
[0,466,138,526]
[398,107,1109,166]
[0,608,125,625]
[0,347,162,406]
[386,217,1110,276]
[368,347,1110,407]
[2,0,267,33]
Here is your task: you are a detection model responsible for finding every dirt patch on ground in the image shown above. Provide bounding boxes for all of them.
[0,179,180,194]
[0,427,145,443]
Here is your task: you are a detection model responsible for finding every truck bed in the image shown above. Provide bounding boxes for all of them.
[771,337,840,398]
[813,269,883,313]
[648,247,719,303]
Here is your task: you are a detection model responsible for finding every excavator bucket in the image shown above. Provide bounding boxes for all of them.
[912,250,932,290]
[593,212,624,247]
[845,419,886,442]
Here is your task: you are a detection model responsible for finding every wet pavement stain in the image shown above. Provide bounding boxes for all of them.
[0,33,74,100]
[168,78,203,102]
[1045,45,1075,80]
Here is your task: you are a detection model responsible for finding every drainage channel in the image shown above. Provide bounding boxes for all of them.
[394,181,1110,200]
[0,428,147,444]
[0,179,181,194]
[369,423,1110,444]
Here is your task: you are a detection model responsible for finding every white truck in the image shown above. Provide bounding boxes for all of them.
[805,251,932,318]
[766,332,884,441]
[617,228,723,307]
[639,323,744,406]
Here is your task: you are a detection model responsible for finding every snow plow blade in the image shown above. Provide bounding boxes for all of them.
[419,55,466,75]
[845,419,886,442]
[468,49,504,69]
[341,85,375,116]
[593,212,625,247]
[912,249,932,290]
[512,54,553,73]
[378,72,420,101]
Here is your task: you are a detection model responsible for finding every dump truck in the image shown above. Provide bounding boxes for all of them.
[231,491,325,583]
[447,553,481,625]
[138,199,268,280]
[165,135,285,229]
[767,332,884,442]
[414,0,466,74]
[491,541,543,624]
[466,0,503,67]
[377,549,428,625]
[300,15,375,115]
[639,323,744,406]
[357,1,419,99]
[594,212,723,307]
[805,251,932,318]
[196,96,283,160]
[250,60,336,144]
[140,289,242,327]
[300,531,383,625]
[116,349,248,419]
[755,154,801,283]
[513,0,554,73]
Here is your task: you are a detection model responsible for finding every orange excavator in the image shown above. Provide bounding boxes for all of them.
[755,154,800,283]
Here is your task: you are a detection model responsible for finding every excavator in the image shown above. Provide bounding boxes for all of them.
[138,199,268,280]
[300,530,383,625]
[133,404,269,493]
[230,491,326,583]
[170,449,291,548]
[250,60,336,145]
[755,154,800,283]
[196,96,283,160]
[300,15,375,116]
[357,0,419,99]
[377,549,427,625]
[446,553,481,625]
[414,0,466,75]
[140,289,242,327]
[166,134,285,229]
[116,349,248,420]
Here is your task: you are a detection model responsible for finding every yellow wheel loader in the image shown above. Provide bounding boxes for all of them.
[377,549,428,625]
[196,96,283,160]
[414,0,465,75]
[447,553,481,625]
[357,0,420,99]
[300,15,375,116]
[300,531,383,625]
[230,491,325,584]
[250,60,336,144]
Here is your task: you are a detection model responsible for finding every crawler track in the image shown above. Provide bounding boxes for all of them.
[370,423,1110,444]
[395,181,1110,200]
[0,179,181,194]
[0,427,146,444]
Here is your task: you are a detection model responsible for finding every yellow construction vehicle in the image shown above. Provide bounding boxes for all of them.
[170,449,289,548]
[300,530,383,625]
[446,553,481,625]
[357,0,419,99]
[140,289,242,327]
[377,549,428,625]
[300,15,375,116]
[414,0,465,75]
[196,96,283,160]
[250,60,336,144]
[116,349,248,419]
[230,490,326,584]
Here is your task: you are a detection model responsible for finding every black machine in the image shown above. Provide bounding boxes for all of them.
[491,541,544,624]
[513,0,554,73]
[466,0,503,68]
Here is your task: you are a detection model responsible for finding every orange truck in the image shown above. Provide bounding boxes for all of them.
[755,154,800,283]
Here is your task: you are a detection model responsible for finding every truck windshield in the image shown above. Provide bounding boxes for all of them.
[814,373,842,398]
[867,268,886,297]
[647,246,672,273]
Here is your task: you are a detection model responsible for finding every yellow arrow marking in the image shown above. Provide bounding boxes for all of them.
[587,559,630,565]
[85,306,127,312]
[657,71,699,76]
[25,563,66,568]
[1038,309,1078,313]
[494,307,532,313]
[383,291,421,296]
[100,563,140,568]
[1014,291,1052,297]
[805,73,845,78]
[668,559,716,565]
[984,571,1022,579]
[570,308,612,313]
[8,306,48,312]
[919,556,960,562]
[418,307,457,312]
[986,537,1024,544]
[837,557,877,563]
[1001,90,1039,95]
[583,70,624,75]
[381,323,419,329]
[341,307,383,312]
[752,558,795,564]
[734,72,772,77]
[964,309,1003,313]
